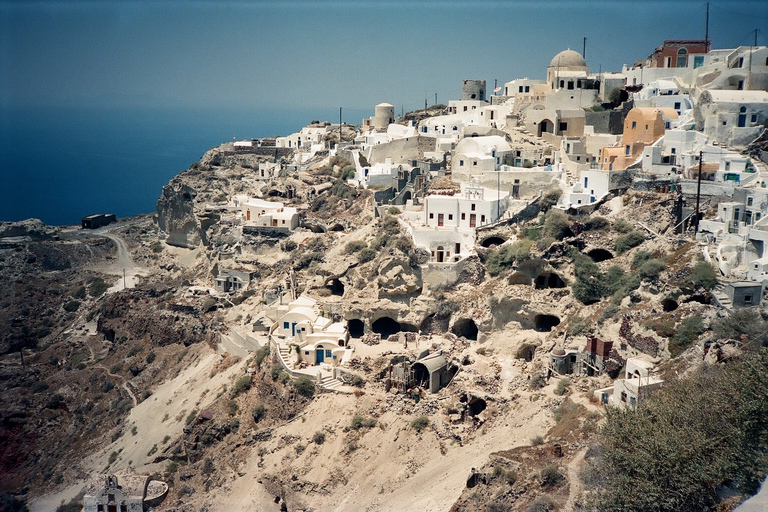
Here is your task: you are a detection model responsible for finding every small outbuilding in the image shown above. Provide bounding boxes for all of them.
[723,281,763,308]
[82,213,117,229]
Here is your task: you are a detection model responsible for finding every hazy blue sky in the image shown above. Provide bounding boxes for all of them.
[2,0,767,115]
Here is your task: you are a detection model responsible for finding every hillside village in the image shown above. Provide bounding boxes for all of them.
[2,38,768,512]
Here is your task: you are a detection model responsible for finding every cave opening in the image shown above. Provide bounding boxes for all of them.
[468,397,487,416]
[534,314,561,332]
[452,318,479,341]
[534,272,567,289]
[481,236,506,248]
[509,273,532,286]
[587,248,614,262]
[661,298,679,312]
[517,344,536,362]
[372,317,401,338]
[347,319,364,338]
[327,278,344,297]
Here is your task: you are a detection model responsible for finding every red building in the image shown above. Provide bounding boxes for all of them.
[647,40,709,68]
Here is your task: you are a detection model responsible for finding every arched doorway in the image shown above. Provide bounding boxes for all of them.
[372,317,401,338]
[316,344,326,364]
[347,319,364,338]
[436,246,445,263]
[452,318,478,341]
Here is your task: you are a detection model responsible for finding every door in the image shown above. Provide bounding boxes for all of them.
[436,246,444,263]
[316,345,325,364]
[438,214,444,226]
[291,322,297,336]
[738,114,747,127]
[469,214,476,227]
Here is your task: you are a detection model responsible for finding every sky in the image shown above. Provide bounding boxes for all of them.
[2,0,767,118]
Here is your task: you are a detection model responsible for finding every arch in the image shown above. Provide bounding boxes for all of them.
[326,278,344,296]
[509,272,532,286]
[402,191,412,203]
[400,323,419,333]
[587,248,614,262]
[452,318,478,341]
[661,298,678,312]
[684,294,711,305]
[534,314,561,332]
[436,245,445,263]
[316,344,326,364]
[372,317,401,338]
[534,272,567,289]
[267,189,285,197]
[303,223,327,233]
[347,319,364,338]
[481,236,506,248]
[538,118,554,137]
[329,223,345,232]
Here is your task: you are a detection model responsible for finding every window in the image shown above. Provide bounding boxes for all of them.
[325,349,332,357]
[283,322,289,330]
[525,85,530,92]
[694,55,704,68]
[471,203,476,211]
[567,81,574,90]
[566,143,570,152]
[559,80,564,88]
[519,86,524,93]
[461,213,465,220]
[448,214,453,220]
[481,215,486,223]
[748,197,753,206]
[429,213,434,219]
[621,391,627,403]
[456,243,461,254]
[752,114,758,123]
[438,213,444,226]
[744,295,753,304]
[674,101,681,110]
[305,351,309,355]
[625,145,631,155]
[559,122,568,132]
[459,160,464,167]
[576,156,580,161]
[677,48,688,67]
[671,148,676,154]
[473,161,477,166]
[631,121,637,129]
[463,106,467,111]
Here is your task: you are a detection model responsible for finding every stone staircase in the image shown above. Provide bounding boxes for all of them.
[711,283,732,310]
[320,375,345,391]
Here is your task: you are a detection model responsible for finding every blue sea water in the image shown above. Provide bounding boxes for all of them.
[0,105,350,226]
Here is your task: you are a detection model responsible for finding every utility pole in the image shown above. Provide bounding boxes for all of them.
[704,2,710,53]
[695,150,703,235]
[582,37,587,59]
[339,107,342,150]
[123,268,126,289]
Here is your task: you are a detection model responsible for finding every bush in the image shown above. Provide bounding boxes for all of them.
[63,300,81,313]
[530,374,547,389]
[669,315,705,356]
[344,240,367,254]
[357,247,377,264]
[486,240,532,276]
[55,499,82,512]
[388,206,401,215]
[145,351,156,364]
[540,464,565,487]
[252,404,266,423]
[280,239,297,252]
[151,241,163,253]
[270,363,284,381]
[293,376,315,398]
[615,231,645,254]
[586,350,768,511]
[712,308,768,347]
[527,495,556,512]
[531,435,544,446]
[313,431,326,444]
[636,259,666,281]
[410,415,430,432]
[689,260,718,290]
[539,188,562,212]
[555,378,571,396]
[631,250,654,269]
[340,165,356,180]
[351,414,376,430]
[88,278,110,298]
[613,218,633,233]
[233,376,251,395]
[254,345,270,367]
[201,458,215,475]
[542,210,572,240]
[584,216,609,231]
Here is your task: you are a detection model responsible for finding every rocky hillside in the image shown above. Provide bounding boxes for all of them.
[2,144,767,512]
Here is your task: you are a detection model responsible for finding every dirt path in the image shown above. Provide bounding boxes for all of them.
[100,230,144,292]
[564,447,588,511]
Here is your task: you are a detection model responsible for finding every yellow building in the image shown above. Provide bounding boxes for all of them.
[600,107,678,170]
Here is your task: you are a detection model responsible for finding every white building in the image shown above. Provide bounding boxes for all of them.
[693,89,768,148]
[241,198,299,230]
[593,358,663,409]
[275,123,332,150]
[450,135,512,177]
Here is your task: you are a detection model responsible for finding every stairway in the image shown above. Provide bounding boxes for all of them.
[320,375,344,391]
[711,283,732,309]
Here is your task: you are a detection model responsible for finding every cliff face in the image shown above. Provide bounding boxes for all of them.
[155,145,272,248]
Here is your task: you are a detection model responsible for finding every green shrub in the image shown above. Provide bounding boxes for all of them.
[147,444,158,457]
[584,216,609,231]
[486,240,532,276]
[109,451,118,464]
[151,241,163,253]
[631,250,654,269]
[527,495,556,512]
[410,415,430,432]
[233,376,251,395]
[88,278,110,298]
[55,499,82,512]
[344,240,367,254]
[554,378,571,396]
[270,363,284,381]
[254,346,270,367]
[202,458,215,475]
[539,188,562,212]
[166,461,178,474]
[351,414,376,430]
[586,350,768,511]
[712,308,768,347]
[613,218,633,233]
[293,376,315,398]
[689,260,718,290]
[185,409,198,425]
[63,300,81,313]
[540,464,565,487]
[252,404,266,423]
[637,259,666,281]
[145,351,156,364]
[357,247,377,264]
[340,165,356,180]
[313,431,326,444]
[530,374,546,389]
[531,435,544,446]
[615,231,645,254]
[542,210,572,240]
[280,239,297,252]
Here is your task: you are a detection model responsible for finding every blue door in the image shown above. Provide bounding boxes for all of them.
[316,346,325,364]
[291,322,297,336]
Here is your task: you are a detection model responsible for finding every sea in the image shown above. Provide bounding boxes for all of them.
[0,105,366,226]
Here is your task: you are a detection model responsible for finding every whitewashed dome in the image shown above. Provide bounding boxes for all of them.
[549,49,586,68]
